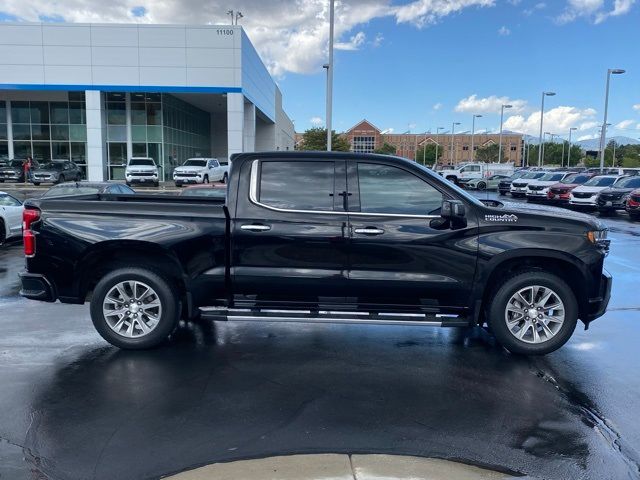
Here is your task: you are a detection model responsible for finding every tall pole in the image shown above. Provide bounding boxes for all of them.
[538,92,555,167]
[498,104,512,163]
[527,141,531,167]
[326,0,335,151]
[561,140,565,167]
[599,69,625,172]
[471,115,481,162]
[450,122,460,164]
[567,127,576,167]
[541,132,548,166]
[613,141,617,166]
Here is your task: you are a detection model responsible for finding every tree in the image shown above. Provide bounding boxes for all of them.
[415,143,444,166]
[475,144,499,162]
[373,142,396,155]
[299,127,350,152]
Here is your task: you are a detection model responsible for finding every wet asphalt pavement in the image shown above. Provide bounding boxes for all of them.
[1,193,640,480]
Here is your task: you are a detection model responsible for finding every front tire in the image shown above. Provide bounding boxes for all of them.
[499,191,506,196]
[477,181,486,191]
[222,172,228,184]
[57,175,65,184]
[33,182,40,186]
[487,271,578,355]
[90,267,180,349]
[203,175,209,184]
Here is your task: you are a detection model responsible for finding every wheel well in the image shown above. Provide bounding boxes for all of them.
[80,245,187,305]
[481,256,587,323]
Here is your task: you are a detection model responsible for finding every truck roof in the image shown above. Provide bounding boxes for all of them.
[230,151,416,167]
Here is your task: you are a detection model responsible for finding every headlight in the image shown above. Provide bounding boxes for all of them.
[587,229,608,243]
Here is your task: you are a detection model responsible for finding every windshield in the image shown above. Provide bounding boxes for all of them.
[183,159,207,167]
[614,177,640,189]
[584,176,617,187]
[40,162,66,170]
[43,185,101,197]
[522,172,545,179]
[563,174,590,184]
[539,173,565,181]
[129,159,155,166]
[180,188,227,199]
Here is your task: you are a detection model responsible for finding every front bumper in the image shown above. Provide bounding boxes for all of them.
[526,191,549,199]
[174,177,202,185]
[126,175,158,184]
[569,197,597,207]
[19,272,56,302]
[597,198,626,210]
[587,270,612,322]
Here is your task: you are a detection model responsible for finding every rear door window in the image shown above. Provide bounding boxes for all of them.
[258,161,336,212]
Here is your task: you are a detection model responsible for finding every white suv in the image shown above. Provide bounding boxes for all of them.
[125,157,159,187]
[173,158,227,186]
[569,175,624,209]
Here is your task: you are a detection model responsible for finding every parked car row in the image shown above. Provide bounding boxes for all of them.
[0,159,83,185]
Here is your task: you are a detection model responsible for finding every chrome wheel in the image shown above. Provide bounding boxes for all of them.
[102,281,162,338]
[504,285,565,344]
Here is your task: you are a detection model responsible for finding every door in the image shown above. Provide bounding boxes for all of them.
[346,161,478,311]
[231,158,349,306]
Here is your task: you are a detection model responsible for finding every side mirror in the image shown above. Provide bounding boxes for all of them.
[441,199,466,220]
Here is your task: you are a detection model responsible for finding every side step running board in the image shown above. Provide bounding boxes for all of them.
[199,308,470,327]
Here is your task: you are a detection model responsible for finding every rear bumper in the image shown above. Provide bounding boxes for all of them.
[586,269,612,322]
[19,271,56,302]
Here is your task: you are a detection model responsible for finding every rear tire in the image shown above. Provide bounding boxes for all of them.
[90,267,180,349]
[487,271,578,355]
[222,172,228,184]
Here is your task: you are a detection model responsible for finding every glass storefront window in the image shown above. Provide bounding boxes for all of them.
[51,125,70,141]
[107,125,127,142]
[69,125,87,142]
[11,102,30,124]
[131,102,146,125]
[32,142,51,161]
[131,125,147,142]
[147,125,162,142]
[13,124,31,141]
[52,142,70,159]
[69,103,86,124]
[108,142,127,180]
[31,124,50,141]
[0,102,6,123]
[0,142,8,159]
[132,143,147,156]
[50,102,69,124]
[106,92,125,102]
[146,103,161,125]
[68,91,85,102]
[30,102,49,124]
[0,124,6,141]
[71,143,86,162]
[107,102,126,125]
[13,141,31,158]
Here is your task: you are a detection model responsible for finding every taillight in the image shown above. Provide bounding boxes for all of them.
[23,208,40,258]
[629,197,640,207]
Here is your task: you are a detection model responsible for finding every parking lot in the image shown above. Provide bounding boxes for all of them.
[0,189,638,479]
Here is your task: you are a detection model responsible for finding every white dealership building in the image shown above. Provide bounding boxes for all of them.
[0,22,295,181]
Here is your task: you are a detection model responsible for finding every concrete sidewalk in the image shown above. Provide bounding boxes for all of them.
[166,454,510,480]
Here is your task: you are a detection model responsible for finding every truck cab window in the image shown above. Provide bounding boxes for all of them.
[356,163,443,215]
[259,161,335,211]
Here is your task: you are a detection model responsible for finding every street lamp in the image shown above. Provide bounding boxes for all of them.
[325,0,335,151]
[538,92,556,167]
[567,127,577,167]
[235,11,243,24]
[542,132,551,166]
[498,104,512,163]
[599,68,625,172]
[450,122,461,164]
[471,114,482,161]
[434,127,446,169]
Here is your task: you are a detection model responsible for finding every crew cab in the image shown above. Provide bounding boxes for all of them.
[173,158,227,186]
[125,157,160,187]
[19,152,611,356]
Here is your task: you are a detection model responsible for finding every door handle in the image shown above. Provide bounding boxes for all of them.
[241,224,271,232]
[354,227,384,235]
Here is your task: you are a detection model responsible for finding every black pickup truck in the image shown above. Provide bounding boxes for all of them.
[19,152,611,355]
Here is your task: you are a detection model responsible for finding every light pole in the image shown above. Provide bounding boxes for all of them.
[433,127,445,169]
[325,0,335,151]
[235,11,243,24]
[542,132,551,166]
[538,92,556,167]
[498,104,512,163]
[471,114,482,161]
[567,127,577,167]
[450,122,461,164]
[599,69,625,172]
[227,10,234,24]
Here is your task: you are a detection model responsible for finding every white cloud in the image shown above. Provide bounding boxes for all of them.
[498,25,511,35]
[633,104,640,111]
[615,119,635,129]
[310,116,324,126]
[577,134,599,141]
[637,123,640,130]
[454,94,528,114]
[335,31,366,51]
[372,32,384,47]
[557,0,636,24]
[579,120,599,130]
[0,0,499,77]
[503,105,598,136]
[432,102,443,111]
[524,2,547,14]
[381,128,394,134]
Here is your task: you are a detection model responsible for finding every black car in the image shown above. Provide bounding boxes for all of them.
[31,160,82,185]
[498,170,528,195]
[596,176,640,214]
[0,159,40,183]
[20,151,611,356]
[41,181,135,198]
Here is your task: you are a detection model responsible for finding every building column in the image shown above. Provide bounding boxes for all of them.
[85,90,106,180]
[243,101,256,153]
[125,93,133,162]
[227,93,244,159]
[6,100,13,159]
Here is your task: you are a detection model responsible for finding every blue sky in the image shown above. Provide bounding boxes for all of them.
[277,0,640,140]
[1,0,638,141]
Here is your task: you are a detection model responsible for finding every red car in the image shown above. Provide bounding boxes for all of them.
[626,188,640,221]
[178,183,227,199]
[546,173,596,205]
